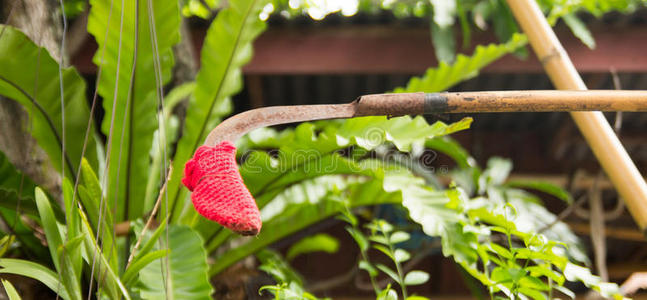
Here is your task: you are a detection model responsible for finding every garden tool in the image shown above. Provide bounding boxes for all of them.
[181,90,647,235]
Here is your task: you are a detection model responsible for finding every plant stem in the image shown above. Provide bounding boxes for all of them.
[125,165,172,268]
[382,225,407,299]
[344,207,380,295]
[358,238,380,295]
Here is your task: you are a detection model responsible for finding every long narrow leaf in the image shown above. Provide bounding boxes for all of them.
[122,249,169,286]
[56,238,83,300]
[77,208,130,300]
[0,258,69,299]
[34,188,64,271]
[77,159,118,271]
[87,0,181,221]
[1,279,21,300]
[133,215,168,263]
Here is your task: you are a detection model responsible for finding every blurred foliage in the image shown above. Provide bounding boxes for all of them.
[1,0,645,298]
[182,0,645,61]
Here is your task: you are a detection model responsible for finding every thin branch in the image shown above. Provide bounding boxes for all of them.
[126,165,172,268]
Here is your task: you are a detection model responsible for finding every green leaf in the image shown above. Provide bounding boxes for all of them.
[390,231,411,244]
[132,216,169,265]
[259,281,323,300]
[167,0,268,222]
[517,287,546,300]
[56,239,83,300]
[369,235,390,246]
[34,188,63,270]
[562,13,595,49]
[1,279,20,300]
[506,197,587,264]
[183,0,213,18]
[506,180,573,204]
[0,259,68,299]
[377,287,398,300]
[373,220,394,233]
[257,249,304,285]
[346,227,369,252]
[376,264,400,283]
[481,157,513,188]
[403,270,430,286]
[394,249,411,263]
[78,160,103,219]
[373,244,395,261]
[426,137,478,170]
[359,260,378,277]
[525,265,564,286]
[58,181,83,294]
[0,235,14,257]
[554,285,575,299]
[77,209,129,300]
[490,0,523,58]
[87,0,181,221]
[121,249,169,286]
[137,225,212,299]
[286,233,339,261]
[455,0,471,48]
[77,159,118,271]
[430,21,456,64]
[488,243,512,260]
[393,33,527,93]
[491,266,526,284]
[518,275,550,291]
[164,82,196,115]
[236,116,471,202]
[467,208,515,231]
[563,262,601,286]
[400,185,460,237]
[0,25,95,177]
[440,223,479,265]
[62,178,77,231]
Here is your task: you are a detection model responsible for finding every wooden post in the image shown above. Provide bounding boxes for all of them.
[506,0,647,232]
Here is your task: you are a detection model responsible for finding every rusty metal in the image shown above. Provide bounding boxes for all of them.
[354,92,426,117]
[205,90,647,146]
[204,103,357,145]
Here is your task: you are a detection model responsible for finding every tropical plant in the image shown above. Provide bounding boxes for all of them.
[0,0,643,298]
[257,149,625,299]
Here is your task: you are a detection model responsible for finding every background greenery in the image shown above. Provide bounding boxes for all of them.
[0,0,645,298]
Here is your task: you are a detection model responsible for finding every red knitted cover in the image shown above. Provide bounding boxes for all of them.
[182,141,261,236]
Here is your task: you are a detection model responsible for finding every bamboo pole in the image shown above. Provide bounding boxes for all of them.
[506,0,647,232]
